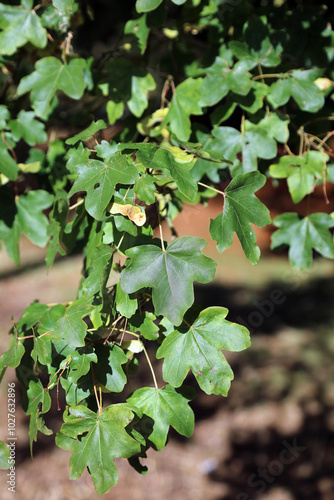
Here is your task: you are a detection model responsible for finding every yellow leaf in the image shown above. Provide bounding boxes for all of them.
[110,203,146,226]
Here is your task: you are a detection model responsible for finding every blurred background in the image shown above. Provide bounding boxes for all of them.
[1,192,334,500]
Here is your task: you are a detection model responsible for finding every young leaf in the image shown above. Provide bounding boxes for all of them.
[58,404,141,496]
[271,212,334,269]
[209,171,271,264]
[0,0,47,56]
[127,385,195,450]
[68,153,138,220]
[156,307,250,395]
[17,57,87,120]
[120,236,216,325]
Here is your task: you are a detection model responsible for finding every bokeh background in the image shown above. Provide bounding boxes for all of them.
[1,192,334,500]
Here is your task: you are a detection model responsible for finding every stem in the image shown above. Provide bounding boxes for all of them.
[142,344,158,390]
[69,199,84,211]
[198,181,225,197]
[18,331,52,340]
[159,223,166,252]
[252,73,281,81]
[241,114,245,135]
[91,364,102,416]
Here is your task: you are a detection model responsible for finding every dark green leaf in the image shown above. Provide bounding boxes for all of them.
[120,236,216,325]
[94,344,128,393]
[209,171,271,264]
[58,404,141,496]
[127,385,195,450]
[52,297,95,347]
[26,379,52,453]
[68,153,138,220]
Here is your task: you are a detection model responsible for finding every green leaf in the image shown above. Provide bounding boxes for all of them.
[0,135,19,181]
[269,151,327,203]
[80,244,112,298]
[65,120,107,145]
[106,101,124,125]
[46,190,69,268]
[136,0,163,13]
[33,305,66,365]
[211,122,277,173]
[129,312,159,340]
[128,73,156,118]
[68,152,138,220]
[59,404,141,496]
[0,191,53,263]
[157,307,250,395]
[209,171,271,264]
[0,441,10,469]
[17,57,87,120]
[115,282,138,318]
[127,385,195,450]
[0,105,9,129]
[134,173,156,204]
[124,15,150,54]
[26,379,52,453]
[199,58,252,107]
[52,0,76,11]
[9,111,47,146]
[94,344,128,393]
[268,71,325,113]
[167,78,203,141]
[133,143,198,201]
[120,236,216,325]
[0,335,25,372]
[271,212,334,269]
[68,348,97,384]
[52,297,95,347]
[16,190,54,246]
[0,1,47,55]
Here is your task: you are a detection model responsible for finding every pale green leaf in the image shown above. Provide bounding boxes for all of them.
[271,212,334,269]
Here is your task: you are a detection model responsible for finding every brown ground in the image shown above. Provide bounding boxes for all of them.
[0,199,334,500]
